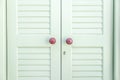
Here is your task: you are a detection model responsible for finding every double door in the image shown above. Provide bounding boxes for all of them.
[7,0,113,80]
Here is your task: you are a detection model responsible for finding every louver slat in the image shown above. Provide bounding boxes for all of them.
[17,0,51,80]
[72,0,103,34]
[72,48,103,80]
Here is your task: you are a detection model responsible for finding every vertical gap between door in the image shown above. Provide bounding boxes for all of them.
[113,0,115,80]
[60,0,62,80]
[6,0,8,79]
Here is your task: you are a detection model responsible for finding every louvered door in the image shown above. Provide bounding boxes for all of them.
[62,0,113,80]
[7,0,113,80]
[7,0,60,80]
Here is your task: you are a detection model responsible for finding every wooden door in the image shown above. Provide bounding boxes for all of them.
[7,0,114,80]
[7,0,60,80]
[62,0,113,80]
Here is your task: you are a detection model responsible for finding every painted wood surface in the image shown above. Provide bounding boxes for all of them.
[62,0,113,80]
[7,0,60,80]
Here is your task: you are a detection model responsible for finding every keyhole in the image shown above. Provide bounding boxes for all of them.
[63,51,66,55]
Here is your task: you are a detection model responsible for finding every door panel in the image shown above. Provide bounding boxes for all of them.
[62,0,113,80]
[7,0,113,79]
[7,0,60,80]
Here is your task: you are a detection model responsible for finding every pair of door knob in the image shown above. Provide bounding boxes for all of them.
[49,37,73,45]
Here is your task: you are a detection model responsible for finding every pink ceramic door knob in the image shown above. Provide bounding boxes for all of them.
[49,37,56,44]
[66,38,73,45]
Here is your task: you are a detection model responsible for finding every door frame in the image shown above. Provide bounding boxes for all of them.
[0,0,120,80]
[114,0,120,79]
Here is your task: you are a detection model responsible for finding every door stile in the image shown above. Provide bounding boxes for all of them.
[62,0,72,80]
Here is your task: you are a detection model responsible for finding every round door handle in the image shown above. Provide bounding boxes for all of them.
[66,38,73,45]
[49,37,56,44]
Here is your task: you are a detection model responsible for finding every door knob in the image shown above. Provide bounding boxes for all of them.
[49,37,56,44]
[66,38,73,45]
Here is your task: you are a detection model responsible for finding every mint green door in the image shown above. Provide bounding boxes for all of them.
[62,0,113,80]
[7,0,60,80]
[7,0,113,80]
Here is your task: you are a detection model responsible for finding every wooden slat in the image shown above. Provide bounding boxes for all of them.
[72,29,102,34]
[72,71,102,77]
[18,54,50,60]
[18,47,50,54]
[18,6,49,11]
[72,66,102,71]
[18,17,49,23]
[72,60,102,65]
[73,77,102,80]
[72,23,102,29]
[18,0,49,5]
[72,48,102,54]
[72,54,102,60]
[73,12,102,17]
[72,6,102,11]
[18,23,49,29]
[72,17,102,23]
[18,71,50,76]
[18,60,50,65]
[18,12,49,17]
[18,77,50,80]
[18,66,50,70]
[19,29,49,34]
[72,0,102,5]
